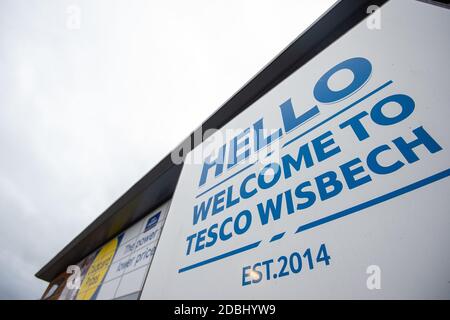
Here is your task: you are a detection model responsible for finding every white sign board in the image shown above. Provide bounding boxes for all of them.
[142,0,450,299]
[48,200,171,300]
[95,200,170,300]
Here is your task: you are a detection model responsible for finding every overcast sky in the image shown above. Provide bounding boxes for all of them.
[0,0,335,299]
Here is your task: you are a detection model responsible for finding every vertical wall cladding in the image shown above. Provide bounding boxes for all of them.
[40,199,171,300]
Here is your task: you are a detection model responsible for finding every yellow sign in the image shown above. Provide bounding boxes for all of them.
[76,237,118,300]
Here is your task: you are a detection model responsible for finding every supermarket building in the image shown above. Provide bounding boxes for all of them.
[36,0,450,300]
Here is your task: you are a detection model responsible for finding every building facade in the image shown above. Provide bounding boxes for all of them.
[37,0,450,300]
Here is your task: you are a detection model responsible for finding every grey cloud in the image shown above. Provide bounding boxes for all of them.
[0,0,334,299]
